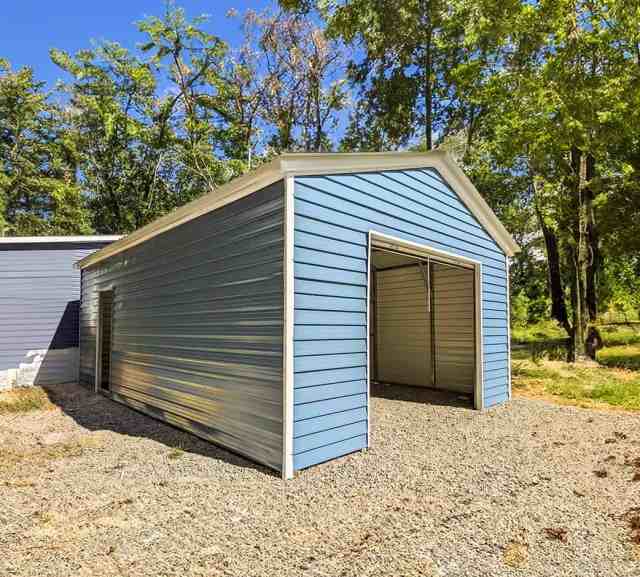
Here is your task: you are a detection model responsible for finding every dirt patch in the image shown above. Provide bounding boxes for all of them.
[543,527,568,543]
[623,509,640,545]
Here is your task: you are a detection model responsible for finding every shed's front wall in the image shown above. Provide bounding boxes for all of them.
[80,181,285,471]
[291,167,510,471]
[0,242,111,388]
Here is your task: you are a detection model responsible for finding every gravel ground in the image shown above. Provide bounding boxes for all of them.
[1,382,639,577]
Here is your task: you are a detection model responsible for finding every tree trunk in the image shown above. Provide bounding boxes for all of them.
[533,181,570,335]
[421,0,433,150]
[569,147,591,362]
[539,218,571,334]
[584,153,599,322]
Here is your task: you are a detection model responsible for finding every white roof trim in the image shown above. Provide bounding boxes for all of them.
[77,151,519,269]
[0,235,122,244]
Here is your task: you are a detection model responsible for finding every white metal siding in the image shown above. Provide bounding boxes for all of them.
[375,265,431,387]
[432,263,475,394]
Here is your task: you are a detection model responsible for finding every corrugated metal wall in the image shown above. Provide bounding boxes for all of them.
[432,262,475,394]
[0,242,111,386]
[375,264,431,387]
[79,182,285,471]
[292,167,509,470]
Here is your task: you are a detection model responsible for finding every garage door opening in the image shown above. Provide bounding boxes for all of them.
[369,236,480,408]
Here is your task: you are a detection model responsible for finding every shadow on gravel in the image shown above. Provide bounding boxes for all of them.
[371,381,473,409]
[42,383,277,478]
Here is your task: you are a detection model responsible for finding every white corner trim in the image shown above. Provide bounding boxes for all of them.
[94,292,103,394]
[0,235,121,244]
[282,175,295,480]
[505,255,512,400]
[77,151,519,270]
[366,231,373,446]
[475,263,485,410]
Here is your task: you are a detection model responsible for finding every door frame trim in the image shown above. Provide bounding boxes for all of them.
[95,288,115,394]
[368,231,484,411]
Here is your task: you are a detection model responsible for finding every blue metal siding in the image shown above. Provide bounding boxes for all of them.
[79,182,285,471]
[0,242,111,381]
[292,168,510,470]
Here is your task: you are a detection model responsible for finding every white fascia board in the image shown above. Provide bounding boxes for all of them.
[279,151,450,176]
[77,151,519,270]
[0,235,122,244]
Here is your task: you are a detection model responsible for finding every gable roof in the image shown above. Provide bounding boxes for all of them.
[77,151,519,269]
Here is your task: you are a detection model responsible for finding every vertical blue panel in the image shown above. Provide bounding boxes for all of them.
[292,167,510,471]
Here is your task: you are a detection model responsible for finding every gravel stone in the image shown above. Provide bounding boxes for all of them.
[1,382,638,577]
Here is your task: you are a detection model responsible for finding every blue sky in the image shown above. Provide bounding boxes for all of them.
[1,1,271,87]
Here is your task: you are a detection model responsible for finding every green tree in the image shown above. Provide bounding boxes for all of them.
[137,5,246,189]
[0,59,90,235]
[463,0,640,360]
[283,0,516,152]
[51,43,176,233]
[50,5,247,233]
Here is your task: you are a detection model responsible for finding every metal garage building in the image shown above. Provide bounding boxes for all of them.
[77,152,518,478]
[0,236,120,389]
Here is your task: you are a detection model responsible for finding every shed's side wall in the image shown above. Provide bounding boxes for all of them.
[292,168,509,470]
[0,242,110,387]
[80,182,285,471]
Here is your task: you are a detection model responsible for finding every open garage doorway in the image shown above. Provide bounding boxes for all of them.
[369,233,482,409]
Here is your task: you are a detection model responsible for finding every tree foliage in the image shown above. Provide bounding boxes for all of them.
[0,59,90,235]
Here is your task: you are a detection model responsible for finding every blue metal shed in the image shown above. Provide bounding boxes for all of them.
[77,152,518,478]
[0,236,120,389]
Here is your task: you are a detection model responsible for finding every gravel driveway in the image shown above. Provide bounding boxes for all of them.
[1,382,638,577]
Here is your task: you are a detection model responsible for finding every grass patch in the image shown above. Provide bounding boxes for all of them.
[0,387,55,414]
[512,359,640,411]
[512,324,640,410]
[503,541,529,568]
[167,448,184,460]
[511,320,567,344]
[512,322,640,347]
[0,437,101,473]
[598,343,640,371]
[598,325,640,347]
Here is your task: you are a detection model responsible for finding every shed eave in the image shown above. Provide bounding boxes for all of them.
[76,151,519,270]
[279,150,450,175]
